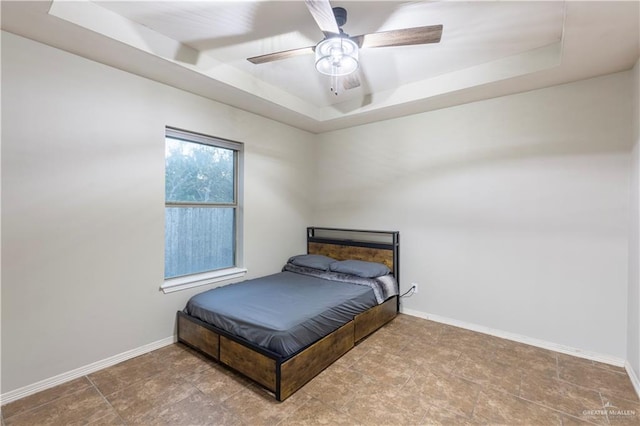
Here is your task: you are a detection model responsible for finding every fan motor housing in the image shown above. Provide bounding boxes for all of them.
[333,7,347,28]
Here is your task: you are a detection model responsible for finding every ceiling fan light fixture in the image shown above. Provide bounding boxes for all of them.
[315,37,359,76]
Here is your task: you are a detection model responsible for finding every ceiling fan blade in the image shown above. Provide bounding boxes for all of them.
[342,73,361,91]
[351,24,443,49]
[247,46,314,64]
[304,0,340,36]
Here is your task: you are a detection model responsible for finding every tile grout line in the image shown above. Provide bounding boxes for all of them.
[517,372,523,399]
[1,380,94,423]
[275,394,314,426]
[553,375,635,404]
[202,379,246,413]
[140,383,209,424]
[597,392,612,425]
[215,396,246,425]
[520,363,615,425]
[517,392,604,425]
[555,355,637,402]
[85,375,128,425]
[88,350,178,402]
[467,383,482,422]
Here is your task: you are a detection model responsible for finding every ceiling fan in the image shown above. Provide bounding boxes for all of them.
[247,0,443,95]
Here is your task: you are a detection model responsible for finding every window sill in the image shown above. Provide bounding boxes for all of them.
[161,267,248,294]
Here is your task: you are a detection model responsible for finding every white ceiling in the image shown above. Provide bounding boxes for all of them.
[2,1,639,133]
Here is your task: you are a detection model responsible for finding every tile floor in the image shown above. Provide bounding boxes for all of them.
[2,314,639,425]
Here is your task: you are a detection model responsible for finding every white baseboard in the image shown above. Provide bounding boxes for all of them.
[401,308,627,367]
[626,361,640,400]
[0,336,175,405]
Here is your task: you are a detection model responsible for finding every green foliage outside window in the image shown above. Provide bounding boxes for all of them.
[165,139,234,204]
[164,133,240,279]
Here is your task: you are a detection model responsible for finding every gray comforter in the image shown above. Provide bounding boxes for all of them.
[184,268,398,357]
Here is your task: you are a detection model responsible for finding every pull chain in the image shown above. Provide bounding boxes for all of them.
[330,74,340,96]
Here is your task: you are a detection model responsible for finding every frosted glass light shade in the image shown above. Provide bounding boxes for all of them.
[315,37,359,76]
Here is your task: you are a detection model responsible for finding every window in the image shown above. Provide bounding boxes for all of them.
[162,128,245,293]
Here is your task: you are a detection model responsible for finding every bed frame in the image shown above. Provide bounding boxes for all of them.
[176,227,400,401]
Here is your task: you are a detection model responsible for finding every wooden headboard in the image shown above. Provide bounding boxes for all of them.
[306,227,400,284]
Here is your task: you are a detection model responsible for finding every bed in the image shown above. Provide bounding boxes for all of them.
[176,227,400,401]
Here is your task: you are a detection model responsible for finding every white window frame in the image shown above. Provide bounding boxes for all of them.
[161,127,245,293]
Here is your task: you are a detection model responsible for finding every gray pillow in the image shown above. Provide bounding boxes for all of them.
[288,254,336,271]
[329,259,390,278]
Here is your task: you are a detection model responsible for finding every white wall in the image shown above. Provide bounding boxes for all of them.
[1,32,315,394]
[628,59,640,379]
[314,72,633,359]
